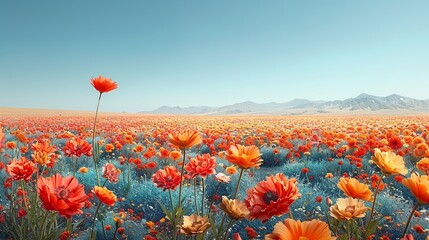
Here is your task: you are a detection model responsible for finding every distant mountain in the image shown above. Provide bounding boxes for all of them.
[141,94,429,115]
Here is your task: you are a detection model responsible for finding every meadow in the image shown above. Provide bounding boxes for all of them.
[0,78,428,240]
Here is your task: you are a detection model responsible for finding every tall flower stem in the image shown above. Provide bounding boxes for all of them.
[401,203,420,238]
[233,168,244,199]
[366,176,382,229]
[208,182,221,213]
[194,179,199,215]
[90,201,102,240]
[177,149,186,211]
[92,92,102,186]
[201,178,205,215]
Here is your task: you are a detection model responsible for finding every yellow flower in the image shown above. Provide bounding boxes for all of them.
[337,177,372,201]
[371,148,408,175]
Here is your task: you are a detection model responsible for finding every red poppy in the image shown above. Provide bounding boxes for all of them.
[185,154,216,179]
[63,138,92,158]
[90,76,118,93]
[6,157,36,182]
[245,173,301,223]
[152,166,182,191]
[37,174,88,218]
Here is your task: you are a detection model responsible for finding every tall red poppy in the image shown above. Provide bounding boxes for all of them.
[90,76,118,93]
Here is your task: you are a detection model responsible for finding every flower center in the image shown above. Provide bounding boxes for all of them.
[54,186,70,200]
[262,191,279,204]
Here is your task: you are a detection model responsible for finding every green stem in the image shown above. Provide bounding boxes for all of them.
[233,168,244,199]
[194,179,199,215]
[90,201,102,240]
[177,149,186,212]
[92,92,102,186]
[222,219,235,240]
[169,189,174,211]
[366,175,382,229]
[201,178,205,215]
[73,157,77,177]
[208,182,221,213]
[401,203,420,238]
[112,227,118,240]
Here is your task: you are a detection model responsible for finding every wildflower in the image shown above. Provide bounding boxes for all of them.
[169,150,182,161]
[265,219,335,240]
[416,158,429,173]
[337,177,372,201]
[105,224,112,231]
[78,167,89,174]
[245,173,301,223]
[330,197,368,221]
[91,76,118,93]
[220,196,250,220]
[18,208,27,218]
[185,154,216,179]
[402,173,429,204]
[152,166,182,191]
[371,148,408,175]
[413,224,424,234]
[315,196,323,202]
[114,212,127,228]
[225,166,237,175]
[226,144,262,169]
[169,130,202,150]
[6,141,17,149]
[93,186,117,206]
[325,173,334,179]
[232,233,242,240]
[59,230,70,240]
[37,174,88,218]
[400,234,414,240]
[245,227,258,239]
[117,227,125,234]
[180,214,210,236]
[104,143,115,153]
[214,173,231,183]
[102,163,121,183]
[63,138,92,158]
[6,157,36,181]
[301,167,309,174]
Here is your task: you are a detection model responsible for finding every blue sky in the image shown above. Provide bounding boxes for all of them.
[1,0,428,112]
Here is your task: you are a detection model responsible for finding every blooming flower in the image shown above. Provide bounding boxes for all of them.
[169,150,182,161]
[402,173,429,204]
[102,163,122,183]
[93,186,117,206]
[180,214,210,236]
[37,174,88,218]
[152,166,182,191]
[337,177,372,201]
[225,165,237,175]
[185,154,216,179]
[226,144,262,169]
[330,197,368,221]
[245,173,301,223]
[91,76,118,93]
[169,130,202,150]
[63,138,92,158]
[371,148,408,175]
[6,157,36,181]
[416,158,429,173]
[214,173,231,183]
[265,219,336,240]
[220,196,250,220]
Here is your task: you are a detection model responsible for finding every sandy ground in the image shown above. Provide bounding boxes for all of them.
[0,107,131,117]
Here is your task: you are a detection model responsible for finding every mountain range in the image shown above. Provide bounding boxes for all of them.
[141,94,429,115]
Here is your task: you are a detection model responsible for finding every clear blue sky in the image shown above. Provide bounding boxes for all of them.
[1,0,428,112]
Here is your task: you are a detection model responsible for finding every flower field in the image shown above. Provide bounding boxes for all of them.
[1,78,429,239]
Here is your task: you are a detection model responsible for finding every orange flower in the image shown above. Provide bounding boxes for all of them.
[90,76,118,93]
[337,177,372,201]
[220,196,250,220]
[152,166,182,191]
[63,138,92,158]
[185,154,216,179]
[180,214,211,236]
[6,141,17,149]
[226,144,262,169]
[104,143,115,153]
[93,186,117,206]
[169,130,202,150]
[31,139,57,168]
[371,148,408,175]
[169,150,182,161]
[416,158,429,172]
[225,165,237,175]
[133,145,145,153]
[102,163,121,183]
[78,167,89,174]
[0,128,5,151]
[6,157,36,181]
[330,197,368,221]
[245,173,301,223]
[402,173,429,204]
[265,219,336,240]
[37,174,88,218]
